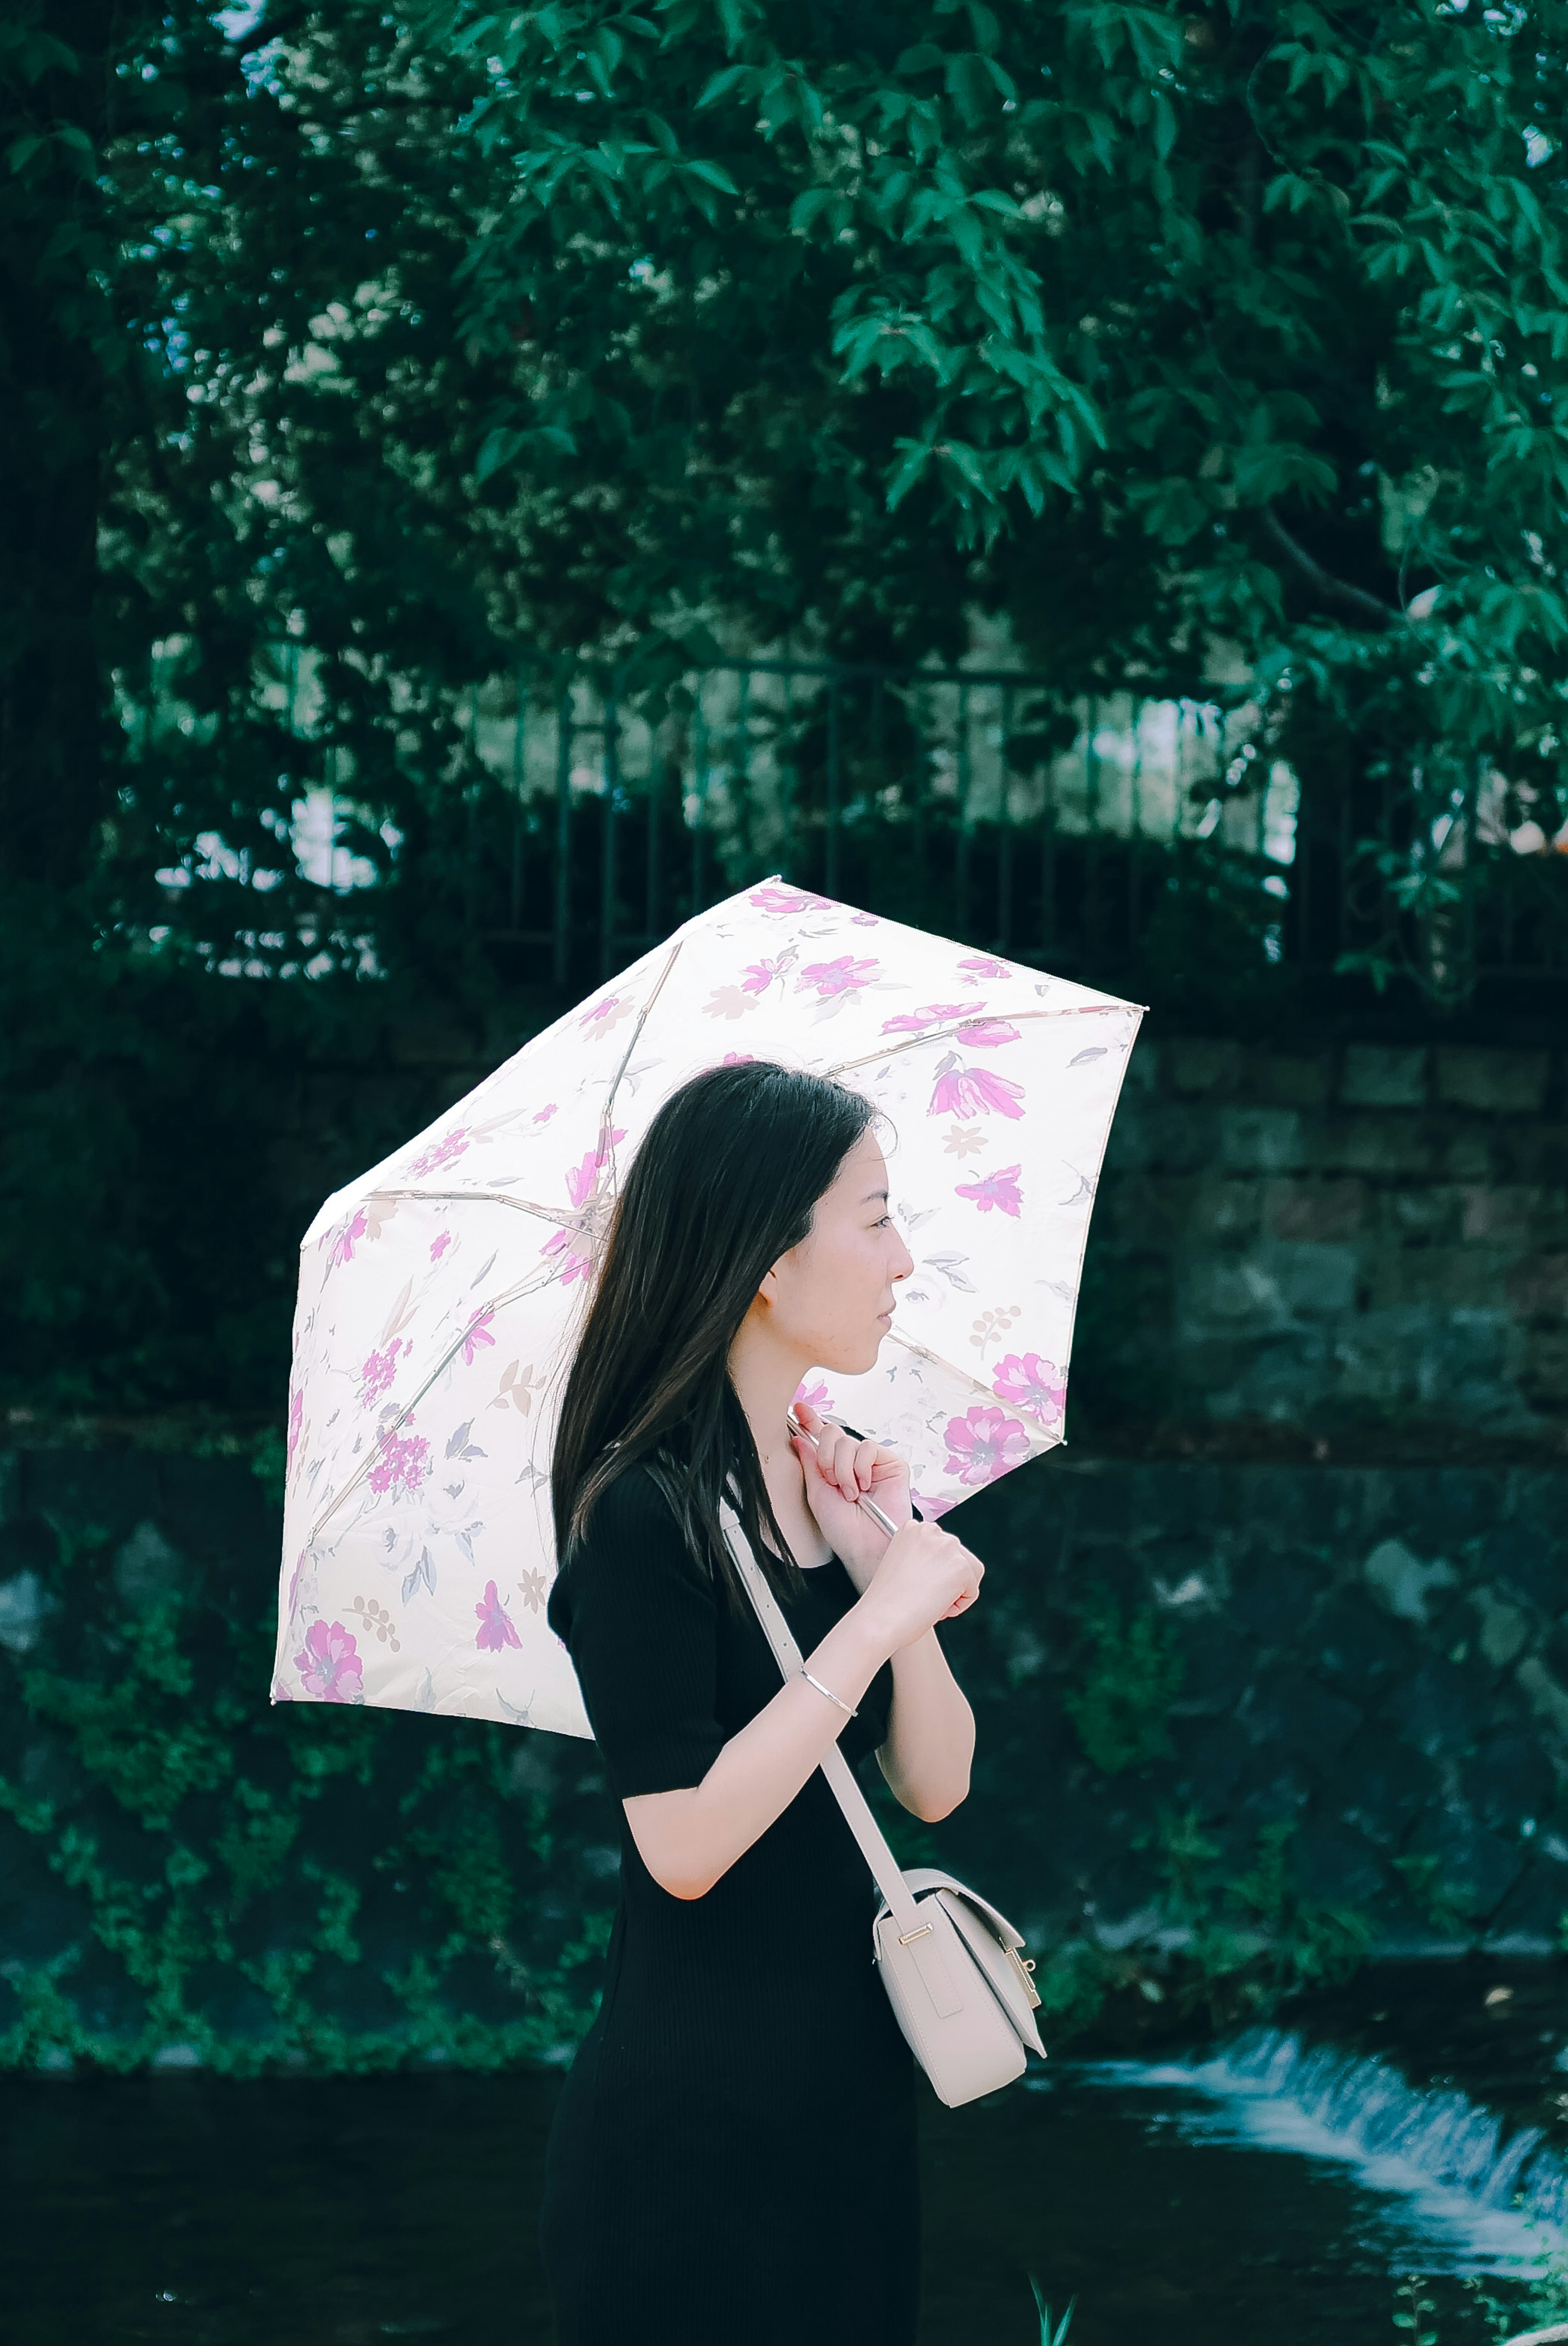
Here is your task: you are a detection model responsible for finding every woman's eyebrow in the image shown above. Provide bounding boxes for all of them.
[863,1187,889,1205]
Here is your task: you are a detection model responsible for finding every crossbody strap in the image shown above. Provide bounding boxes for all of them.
[719,1504,922,1938]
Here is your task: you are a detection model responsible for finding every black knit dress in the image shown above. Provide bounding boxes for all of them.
[540,1464,920,2346]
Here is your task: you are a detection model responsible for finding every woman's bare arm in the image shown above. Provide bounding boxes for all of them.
[623,1521,980,1899]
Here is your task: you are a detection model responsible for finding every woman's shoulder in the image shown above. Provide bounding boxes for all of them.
[562,1461,706,1582]
[549,1460,713,1642]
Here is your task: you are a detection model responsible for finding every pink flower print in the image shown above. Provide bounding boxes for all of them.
[359,1338,405,1406]
[960,955,1011,980]
[460,1312,495,1367]
[295,1620,364,1702]
[793,1377,831,1413]
[286,1386,304,1472]
[475,1580,523,1653]
[541,1227,593,1285]
[722,1051,755,1066]
[798,955,879,1000]
[956,1164,1023,1218]
[580,994,633,1036]
[956,1018,1021,1049]
[327,1209,369,1271]
[851,912,880,927]
[928,1058,1025,1120]
[992,1352,1067,1427]
[368,1427,432,1499]
[565,1150,601,1211]
[882,1001,984,1036]
[533,1103,559,1124]
[911,1490,956,1521]
[750,883,833,915]
[430,1231,453,1262]
[944,1406,1031,1488]
[407,1127,469,1179]
[742,956,786,995]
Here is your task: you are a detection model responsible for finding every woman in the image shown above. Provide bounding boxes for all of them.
[541,1060,985,2346]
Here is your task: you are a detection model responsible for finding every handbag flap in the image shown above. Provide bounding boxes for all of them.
[901,1865,1026,1951]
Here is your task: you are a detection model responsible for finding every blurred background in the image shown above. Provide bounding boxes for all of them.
[2,2,1566,2340]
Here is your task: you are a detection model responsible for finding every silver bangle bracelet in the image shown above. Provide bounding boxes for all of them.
[800,1670,858,1719]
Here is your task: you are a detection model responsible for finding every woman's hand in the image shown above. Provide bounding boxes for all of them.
[791,1398,911,1590]
[860,1521,984,1654]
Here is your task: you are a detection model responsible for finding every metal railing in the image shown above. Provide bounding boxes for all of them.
[129,644,1568,1004]
[457,659,1295,987]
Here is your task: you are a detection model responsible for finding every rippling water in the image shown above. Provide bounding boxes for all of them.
[4,1972,1564,2344]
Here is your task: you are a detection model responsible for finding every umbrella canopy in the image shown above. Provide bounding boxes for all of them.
[272,880,1143,1735]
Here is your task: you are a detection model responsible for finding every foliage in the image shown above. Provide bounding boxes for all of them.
[422,0,1568,930]
[1027,2279,1077,2346]
[4,0,1566,1423]
[1031,1806,1378,2044]
[1063,1595,1185,1773]
[0,1516,615,2072]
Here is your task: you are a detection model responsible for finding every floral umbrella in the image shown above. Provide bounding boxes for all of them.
[272,880,1143,1735]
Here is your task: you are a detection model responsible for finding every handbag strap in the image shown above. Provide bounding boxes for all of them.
[719,1504,922,1938]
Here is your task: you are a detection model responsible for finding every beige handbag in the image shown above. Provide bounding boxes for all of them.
[720,1507,1045,2110]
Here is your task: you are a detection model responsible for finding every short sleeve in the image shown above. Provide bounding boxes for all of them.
[549,1467,726,1800]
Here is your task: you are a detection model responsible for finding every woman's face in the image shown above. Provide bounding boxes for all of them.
[762,1127,914,1375]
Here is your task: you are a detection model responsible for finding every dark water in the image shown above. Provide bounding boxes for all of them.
[4,1969,1565,2345]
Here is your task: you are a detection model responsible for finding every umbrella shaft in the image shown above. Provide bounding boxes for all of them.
[786,1413,900,1540]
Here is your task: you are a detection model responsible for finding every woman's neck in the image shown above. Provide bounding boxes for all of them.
[727,1320,829,1567]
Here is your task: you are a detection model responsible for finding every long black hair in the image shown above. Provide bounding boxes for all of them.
[550,1060,876,1606]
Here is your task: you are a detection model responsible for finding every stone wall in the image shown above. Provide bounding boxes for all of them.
[946,1453,1568,1966]
[3,1445,1567,2067]
[1080,1034,1568,1457]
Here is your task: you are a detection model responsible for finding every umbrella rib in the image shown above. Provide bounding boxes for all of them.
[826,1000,1136,1080]
[305,1257,568,1546]
[596,935,686,1185]
[882,1327,1058,1439]
[366,1187,584,1230]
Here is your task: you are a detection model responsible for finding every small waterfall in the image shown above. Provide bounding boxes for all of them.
[1083,2027,1567,2266]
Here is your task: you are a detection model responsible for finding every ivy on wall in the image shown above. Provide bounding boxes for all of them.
[0,1509,617,2074]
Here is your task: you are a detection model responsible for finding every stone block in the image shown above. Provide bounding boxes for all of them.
[1312,1597,1412,1702]
[1389,1657,1490,1758]
[1180,1254,1294,1332]
[1265,1178,1368,1243]
[1290,1818,1390,1907]
[1243,1667,1362,1769]
[1189,1177,1263,1241]
[1218,1105,1306,1173]
[1441,1130,1501,1181]
[1384,1186,1465,1243]
[1516,1655,1568,1747]
[1435,1047,1551,1115]
[1460,1186,1546,1243]
[1467,1585,1532,1669]
[1401,1807,1526,1922]
[1319,1115,1437,1177]
[1166,1037,1244,1097]
[1364,1537,1456,1624]
[1322,1730,1440,1849]
[1267,1241,1361,1317]
[1477,1519,1564,1611]
[1105,1097,1211,1176]
[1341,1044,1429,1109]
[1507,1254,1568,1317]
[1481,1851,1568,1954]
[1250,1053,1334,1109]
[112,1522,188,1607]
[1521,1325,1568,1409]
[1460,1732,1556,1838]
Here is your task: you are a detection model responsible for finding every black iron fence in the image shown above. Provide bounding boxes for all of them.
[136,645,1568,1007]
[454,659,1567,1006]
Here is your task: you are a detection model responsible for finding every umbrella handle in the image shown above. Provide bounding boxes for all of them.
[786,1410,902,1541]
